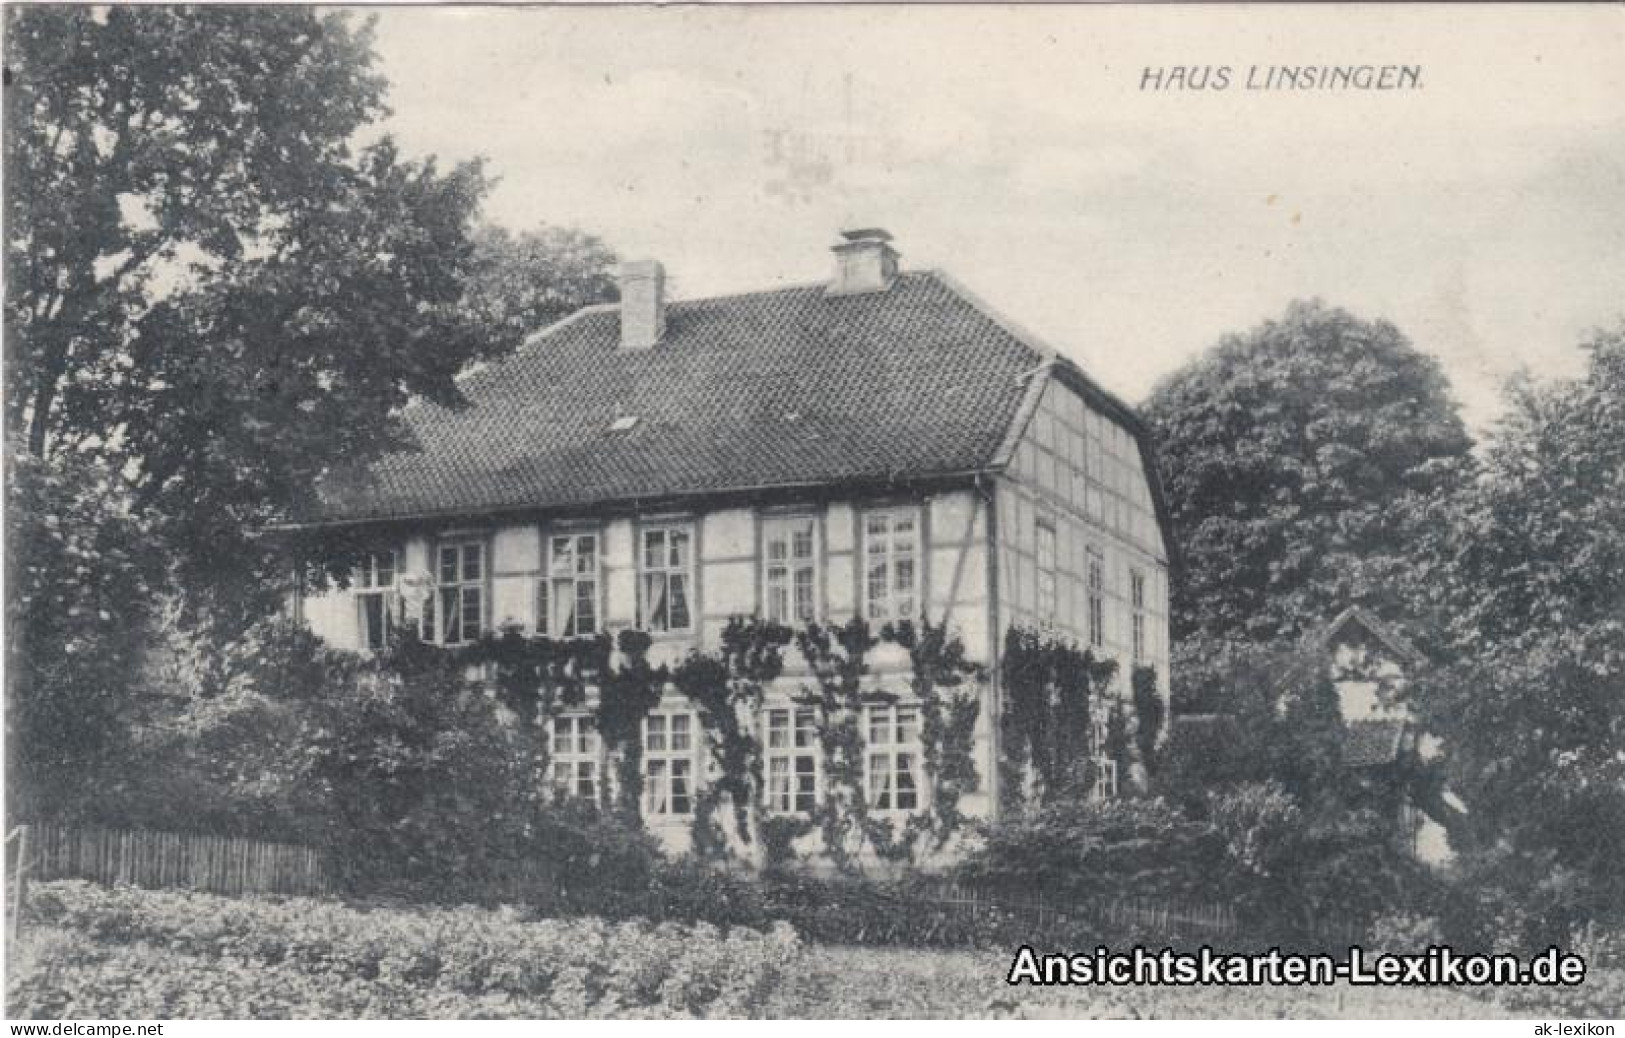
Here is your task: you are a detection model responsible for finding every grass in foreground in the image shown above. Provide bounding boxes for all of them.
[10,882,1620,1019]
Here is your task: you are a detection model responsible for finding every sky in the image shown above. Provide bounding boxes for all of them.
[366,4,1625,431]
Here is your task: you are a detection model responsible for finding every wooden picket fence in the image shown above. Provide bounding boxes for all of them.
[910,879,1244,945]
[15,823,332,899]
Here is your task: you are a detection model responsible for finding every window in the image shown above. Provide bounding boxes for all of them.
[1130,568,1147,662]
[1034,519,1057,627]
[863,508,919,622]
[765,708,819,813]
[354,551,397,650]
[540,532,599,637]
[1086,548,1106,649]
[1090,756,1119,801]
[643,713,695,817]
[865,705,921,812]
[551,715,600,802]
[422,541,484,645]
[640,525,694,632]
[763,516,818,625]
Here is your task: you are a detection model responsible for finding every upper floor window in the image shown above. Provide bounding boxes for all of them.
[640,525,694,633]
[551,714,600,803]
[863,507,919,622]
[541,532,599,637]
[1086,547,1106,649]
[763,516,818,625]
[354,550,397,650]
[1130,568,1147,662]
[643,712,695,818]
[765,707,819,813]
[865,704,921,812]
[423,541,484,646]
[1034,519,1057,628]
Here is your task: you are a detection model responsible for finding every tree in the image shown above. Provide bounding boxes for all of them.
[4,450,157,816]
[1143,300,1474,643]
[3,6,515,815]
[465,225,618,340]
[4,7,514,611]
[1407,325,1625,943]
[1153,641,1349,814]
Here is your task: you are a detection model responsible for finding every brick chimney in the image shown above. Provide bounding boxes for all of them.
[828,228,899,295]
[619,260,666,349]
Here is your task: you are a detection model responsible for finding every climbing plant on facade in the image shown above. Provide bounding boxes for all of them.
[594,630,669,822]
[998,626,1118,811]
[889,618,985,857]
[671,617,793,865]
[794,617,881,873]
[1131,664,1165,778]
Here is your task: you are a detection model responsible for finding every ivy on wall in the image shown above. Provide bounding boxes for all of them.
[998,626,1118,812]
[1131,663,1165,775]
[671,618,793,866]
[595,630,668,822]
[377,615,1163,872]
[795,618,884,873]
[424,626,667,818]
[892,619,985,858]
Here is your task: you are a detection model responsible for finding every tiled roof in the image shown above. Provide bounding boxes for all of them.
[1308,606,1426,666]
[309,272,1069,524]
[1344,718,1408,768]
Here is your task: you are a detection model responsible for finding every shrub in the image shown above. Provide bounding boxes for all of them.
[955,797,1236,903]
[15,881,800,1019]
[1366,912,1445,956]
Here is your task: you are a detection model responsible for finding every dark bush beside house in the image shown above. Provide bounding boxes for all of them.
[956,797,1238,904]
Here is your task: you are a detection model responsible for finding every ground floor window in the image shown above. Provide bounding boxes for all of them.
[551,714,600,802]
[354,550,397,650]
[765,707,819,813]
[643,712,695,817]
[865,704,921,811]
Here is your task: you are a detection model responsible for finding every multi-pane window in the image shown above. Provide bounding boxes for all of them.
[422,541,484,645]
[354,551,397,650]
[765,708,819,813]
[863,508,918,622]
[551,715,600,803]
[1086,548,1106,649]
[865,705,921,812]
[643,713,695,817]
[1034,520,1057,627]
[640,525,694,632]
[1130,569,1147,662]
[763,516,818,625]
[540,533,599,637]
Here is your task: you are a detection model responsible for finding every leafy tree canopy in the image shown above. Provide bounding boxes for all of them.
[1143,299,1474,643]
[2,6,509,814]
[1406,326,1625,936]
[4,7,514,596]
[465,224,618,341]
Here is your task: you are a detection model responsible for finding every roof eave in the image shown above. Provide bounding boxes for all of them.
[272,467,995,534]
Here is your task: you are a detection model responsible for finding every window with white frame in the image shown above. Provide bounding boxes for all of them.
[354,550,397,650]
[1086,547,1106,649]
[640,525,694,632]
[1034,519,1057,628]
[1130,568,1147,662]
[765,707,819,813]
[763,516,818,625]
[422,541,485,645]
[643,712,695,817]
[863,508,918,622]
[551,714,600,802]
[540,532,599,637]
[865,704,921,812]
